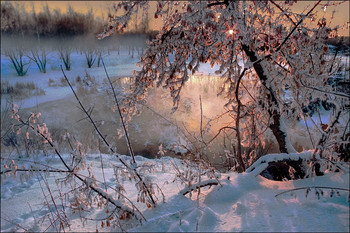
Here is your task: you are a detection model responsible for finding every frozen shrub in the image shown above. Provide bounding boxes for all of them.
[27,48,47,73]
[58,47,72,71]
[84,48,97,68]
[4,47,31,76]
[1,81,45,99]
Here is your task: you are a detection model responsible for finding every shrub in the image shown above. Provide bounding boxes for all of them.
[4,47,30,76]
[1,2,105,37]
[58,47,72,71]
[27,48,47,73]
[1,81,45,99]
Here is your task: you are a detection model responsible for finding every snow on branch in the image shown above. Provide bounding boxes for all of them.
[180,179,219,196]
[275,186,350,198]
[246,151,315,176]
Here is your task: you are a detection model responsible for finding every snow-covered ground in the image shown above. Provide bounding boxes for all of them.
[1,152,349,232]
[1,45,220,110]
[1,41,349,232]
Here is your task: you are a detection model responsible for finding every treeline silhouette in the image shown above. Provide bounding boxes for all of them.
[1,2,105,38]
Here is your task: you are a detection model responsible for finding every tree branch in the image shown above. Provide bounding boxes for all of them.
[102,58,136,164]
[17,112,138,219]
[207,126,236,145]
[0,168,70,175]
[270,0,296,26]
[207,1,228,8]
[180,180,219,196]
[251,0,322,66]
[61,66,156,207]
[276,0,321,53]
[299,79,350,98]
[275,186,350,198]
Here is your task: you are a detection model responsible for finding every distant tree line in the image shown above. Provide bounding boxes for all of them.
[1,1,105,38]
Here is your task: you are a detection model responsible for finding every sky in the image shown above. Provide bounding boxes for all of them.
[14,1,350,36]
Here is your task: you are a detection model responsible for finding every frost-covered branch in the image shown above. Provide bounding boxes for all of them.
[102,58,136,164]
[100,0,346,161]
[269,0,296,26]
[0,168,70,175]
[180,179,219,196]
[312,109,342,160]
[61,66,157,207]
[275,186,350,198]
[11,108,139,220]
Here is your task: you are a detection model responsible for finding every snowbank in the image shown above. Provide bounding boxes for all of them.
[1,152,349,232]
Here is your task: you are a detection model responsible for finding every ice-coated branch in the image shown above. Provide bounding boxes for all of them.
[102,58,136,164]
[275,0,321,53]
[275,186,350,198]
[207,0,228,8]
[0,168,70,175]
[206,126,236,145]
[299,79,350,99]
[250,0,321,67]
[61,66,156,207]
[269,0,296,26]
[312,109,342,160]
[14,111,138,219]
[180,179,219,196]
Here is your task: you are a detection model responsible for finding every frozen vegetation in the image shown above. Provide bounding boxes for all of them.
[1,152,349,232]
[1,1,350,232]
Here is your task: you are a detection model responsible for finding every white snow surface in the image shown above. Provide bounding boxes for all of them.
[1,44,349,232]
[1,49,219,110]
[1,152,349,232]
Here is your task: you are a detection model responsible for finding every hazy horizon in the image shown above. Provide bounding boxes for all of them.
[7,1,350,37]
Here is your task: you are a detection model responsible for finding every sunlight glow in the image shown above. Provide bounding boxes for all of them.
[228,29,234,35]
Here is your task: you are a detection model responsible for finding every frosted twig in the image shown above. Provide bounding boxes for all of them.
[61,65,156,207]
[275,186,350,198]
[180,180,219,196]
[101,58,136,164]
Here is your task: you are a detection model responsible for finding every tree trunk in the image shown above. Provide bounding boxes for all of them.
[242,44,295,154]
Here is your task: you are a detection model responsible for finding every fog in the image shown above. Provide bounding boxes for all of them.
[1,34,313,169]
[1,34,149,52]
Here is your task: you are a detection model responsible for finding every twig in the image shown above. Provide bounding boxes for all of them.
[303,114,315,148]
[0,168,70,175]
[329,37,343,73]
[270,0,296,26]
[0,216,30,232]
[37,174,59,232]
[312,109,342,160]
[199,95,203,140]
[251,0,322,66]
[321,157,350,173]
[98,140,108,192]
[206,126,236,145]
[207,1,228,7]
[41,173,67,232]
[15,108,139,219]
[180,180,219,196]
[276,0,321,53]
[234,68,248,172]
[275,186,350,197]
[101,58,136,164]
[299,79,350,98]
[61,66,156,207]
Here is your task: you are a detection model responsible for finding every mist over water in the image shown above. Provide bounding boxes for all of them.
[1,34,306,168]
[79,75,232,163]
[1,34,148,51]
